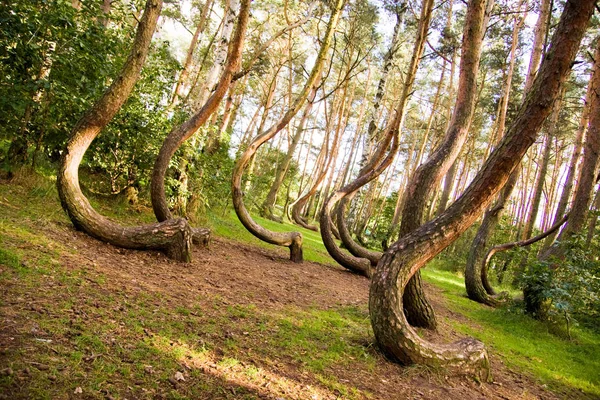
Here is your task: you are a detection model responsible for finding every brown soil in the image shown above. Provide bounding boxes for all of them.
[0,184,581,399]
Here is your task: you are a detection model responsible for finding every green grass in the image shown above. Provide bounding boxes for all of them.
[422,267,600,397]
[2,172,600,398]
[206,208,338,265]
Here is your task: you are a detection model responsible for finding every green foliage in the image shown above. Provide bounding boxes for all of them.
[520,236,600,332]
[85,40,180,194]
[423,267,600,396]
[0,0,133,167]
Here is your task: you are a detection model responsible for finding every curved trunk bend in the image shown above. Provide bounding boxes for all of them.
[57,0,194,262]
[231,0,346,262]
[150,0,249,246]
[369,0,594,378]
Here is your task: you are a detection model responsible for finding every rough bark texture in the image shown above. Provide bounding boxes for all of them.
[558,42,600,238]
[231,0,345,262]
[464,0,550,304]
[150,0,249,245]
[57,0,195,262]
[398,0,487,330]
[369,0,593,377]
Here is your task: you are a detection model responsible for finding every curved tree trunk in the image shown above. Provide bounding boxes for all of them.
[397,0,488,330]
[464,0,548,305]
[57,0,195,262]
[150,0,249,245]
[231,0,345,263]
[291,92,344,232]
[321,129,400,277]
[320,0,432,279]
[369,0,593,378]
[261,82,319,222]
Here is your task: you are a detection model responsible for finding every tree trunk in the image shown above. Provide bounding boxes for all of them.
[398,0,488,330]
[292,87,345,231]
[543,78,591,248]
[57,0,195,262]
[369,0,593,377]
[170,0,214,107]
[552,39,600,243]
[150,0,248,245]
[586,187,600,245]
[231,0,345,262]
[319,0,433,282]
[464,0,548,305]
[261,82,319,221]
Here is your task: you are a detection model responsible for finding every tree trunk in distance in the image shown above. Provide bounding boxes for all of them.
[543,78,592,248]
[320,0,433,279]
[369,0,593,378]
[170,0,214,107]
[261,82,320,221]
[586,187,600,245]
[57,0,195,262]
[231,0,345,263]
[547,38,600,249]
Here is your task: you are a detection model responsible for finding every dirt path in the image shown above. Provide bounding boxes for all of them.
[0,183,575,399]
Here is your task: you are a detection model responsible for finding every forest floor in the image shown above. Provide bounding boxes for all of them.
[1,174,599,399]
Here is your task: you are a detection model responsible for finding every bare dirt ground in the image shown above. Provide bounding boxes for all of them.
[0,181,581,399]
[2,223,569,399]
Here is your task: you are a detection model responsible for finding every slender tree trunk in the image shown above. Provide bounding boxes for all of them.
[586,187,600,245]
[369,0,594,376]
[543,79,591,248]
[464,0,547,305]
[398,0,488,330]
[150,0,248,245]
[320,0,434,289]
[170,0,214,107]
[261,82,320,221]
[554,40,600,241]
[231,0,345,262]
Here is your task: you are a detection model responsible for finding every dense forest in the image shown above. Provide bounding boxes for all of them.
[1,0,600,398]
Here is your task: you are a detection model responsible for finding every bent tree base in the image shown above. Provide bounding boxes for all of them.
[57,0,194,263]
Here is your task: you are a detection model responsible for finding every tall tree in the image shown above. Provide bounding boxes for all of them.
[395,0,488,329]
[464,0,550,305]
[150,0,249,245]
[56,0,196,261]
[231,0,346,262]
[369,0,594,378]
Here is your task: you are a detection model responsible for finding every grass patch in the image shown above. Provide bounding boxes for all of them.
[207,208,338,265]
[422,267,600,397]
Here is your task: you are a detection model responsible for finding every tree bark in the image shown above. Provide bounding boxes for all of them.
[464,0,548,305]
[150,0,249,245]
[369,0,593,377]
[320,0,433,280]
[398,0,488,330]
[57,0,196,262]
[231,0,345,262]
